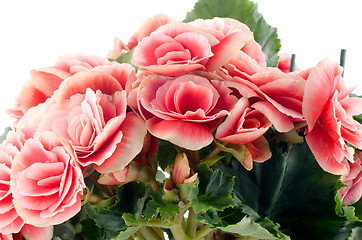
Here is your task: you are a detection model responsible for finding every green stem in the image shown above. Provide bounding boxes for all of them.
[170,224,191,240]
[136,232,147,240]
[186,208,198,238]
[204,145,221,161]
[195,226,213,240]
[137,226,163,240]
[169,210,192,240]
[81,188,106,205]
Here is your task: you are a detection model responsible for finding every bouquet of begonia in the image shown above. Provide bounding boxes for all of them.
[1,0,362,239]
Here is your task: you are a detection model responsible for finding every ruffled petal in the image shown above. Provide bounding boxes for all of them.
[146,117,213,151]
[94,113,147,173]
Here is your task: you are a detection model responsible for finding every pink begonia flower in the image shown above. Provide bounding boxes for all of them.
[132,22,212,75]
[215,97,272,144]
[338,151,362,205]
[215,97,272,167]
[18,70,147,173]
[132,17,252,76]
[97,133,159,185]
[9,54,135,119]
[189,17,253,71]
[223,67,305,133]
[303,59,362,175]
[0,224,53,240]
[224,40,266,78]
[135,73,237,150]
[127,14,176,49]
[0,131,25,235]
[11,131,85,227]
[0,132,51,239]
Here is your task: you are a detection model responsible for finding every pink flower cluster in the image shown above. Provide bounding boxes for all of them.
[1,13,362,238]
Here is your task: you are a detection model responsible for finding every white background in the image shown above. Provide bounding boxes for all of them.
[0,0,361,131]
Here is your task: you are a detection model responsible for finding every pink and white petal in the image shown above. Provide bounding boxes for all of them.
[136,14,176,42]
[16,83,49,114]
[94,113,147,173]
[21,225,53,240]
[226,51,265,76]
[139,64,205,76]
[339,173,362,205]
[93,63,136,90]
[245,136,272,163]
[216,98,250,139]
[57,70,123,103]
[98,168,128,185]
[0,209,24,235]
[206,27,252,71]
[339,95,362,117]
[305,123,349,175]
[174,32,213,63]
[29,68,70,96]
[146,117,213,151]
[303,59,341,130]
[252,101,294,132]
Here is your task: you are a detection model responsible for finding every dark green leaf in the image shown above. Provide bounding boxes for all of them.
[79,218,105,240]
[218,142,361,240]
[143,194,180,222]
[157,140,178,170]
[188,165,235,213]
[184,0,281,67]
[85,182,148,236]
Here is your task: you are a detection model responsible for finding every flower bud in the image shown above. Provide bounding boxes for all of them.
[172,153,192,185]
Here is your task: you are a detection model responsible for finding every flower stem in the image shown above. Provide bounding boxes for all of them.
[195,226,213,240]
[137,226,163,240]
[186,208,198,238]
[204,146,221,161]
[169,210,192,240]
[170,224,191,240]
[80,188,106,205]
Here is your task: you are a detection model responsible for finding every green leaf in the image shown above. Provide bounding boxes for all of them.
[79,218,105,240]
[157,140,178,170]
[219,215,280,239]
[143,194,180,222]
[188,165,235,213]
[218,142,361,240]
[197,207,290,239]
[184,0,281,67]
[85,182,148,236]
[111,226,140,240]
[110,48,135,65]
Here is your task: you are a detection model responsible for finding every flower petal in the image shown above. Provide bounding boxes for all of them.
[57,70,123,103]
[146,117,213,150]
[94,112,147,173]
[252,101,294,132]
